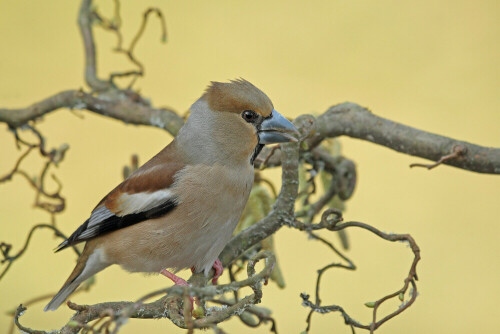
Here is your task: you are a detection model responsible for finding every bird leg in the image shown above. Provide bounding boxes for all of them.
[160,269,194,309]
[161,269,189,286]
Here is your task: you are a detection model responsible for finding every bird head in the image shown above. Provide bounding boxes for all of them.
[178,79,300,165]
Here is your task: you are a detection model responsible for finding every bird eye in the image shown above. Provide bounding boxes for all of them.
[242,110,258,123]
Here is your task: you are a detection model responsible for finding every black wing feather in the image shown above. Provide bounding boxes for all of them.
[55,199,177,252]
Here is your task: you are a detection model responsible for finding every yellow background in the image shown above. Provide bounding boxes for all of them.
[1,0,499,333]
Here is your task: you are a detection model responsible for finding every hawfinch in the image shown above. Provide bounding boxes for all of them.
[44,79,300,311]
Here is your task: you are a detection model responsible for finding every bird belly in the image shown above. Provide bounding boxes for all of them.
[100,163,254,274]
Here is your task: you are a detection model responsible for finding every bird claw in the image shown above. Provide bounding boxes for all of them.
[212,258,223,285]
[190,258,224,285]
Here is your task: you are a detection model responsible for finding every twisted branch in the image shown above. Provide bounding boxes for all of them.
[3,0,498,333]
[79,0,110,92]
[13,251,276,334]
[307,103,500,174]
[220,141,299,266]
[0,90,184,135]
[92,0,167,85]
[2,101,498,175]
[0,0,183,136]
[298,209,421,333]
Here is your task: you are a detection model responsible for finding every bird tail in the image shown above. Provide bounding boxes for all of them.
[45,243,108,311]
[44,279,81,311]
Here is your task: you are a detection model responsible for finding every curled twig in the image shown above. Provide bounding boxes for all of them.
[1,126,68,214]
[0,224,79,281]
[0,146,35,183]
[298,210,421,333]
[14,305,48,334]
[93,1,167,86]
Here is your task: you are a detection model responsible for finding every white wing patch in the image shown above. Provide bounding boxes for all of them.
[115,189,175,215]
[86,189,175,231]
[88,206,114,228]
[69,189,177,242]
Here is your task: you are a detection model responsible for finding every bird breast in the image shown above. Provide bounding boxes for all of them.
[100,163,254,275]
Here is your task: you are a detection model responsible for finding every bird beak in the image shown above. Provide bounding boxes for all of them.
[258,109,300,144]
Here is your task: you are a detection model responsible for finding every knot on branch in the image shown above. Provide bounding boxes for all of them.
[320,208,344,230]
[294,114,317,141]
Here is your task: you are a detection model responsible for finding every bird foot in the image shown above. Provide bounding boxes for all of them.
[212,258,223,285]
[190,258,224,285]
[160,269,194,310]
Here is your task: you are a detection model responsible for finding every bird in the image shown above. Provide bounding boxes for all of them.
[44,79,300,311]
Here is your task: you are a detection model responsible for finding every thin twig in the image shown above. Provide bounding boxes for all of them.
[410,145,466,170]
[93,1,167,86]
[299,209,421,333]
[0,224,79,281]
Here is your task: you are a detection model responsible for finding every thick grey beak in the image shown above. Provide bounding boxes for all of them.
[259,109,300,144]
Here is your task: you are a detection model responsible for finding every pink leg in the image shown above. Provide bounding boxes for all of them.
[161,269,189,286]
[160,269,193,309]
[212,258,223,285]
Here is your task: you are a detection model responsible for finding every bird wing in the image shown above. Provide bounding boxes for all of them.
[56,160,184,252]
